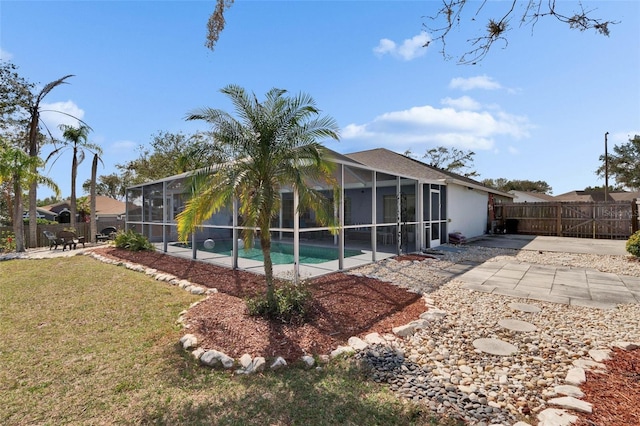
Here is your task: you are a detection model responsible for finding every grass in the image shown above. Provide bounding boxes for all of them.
[0,255,450,425]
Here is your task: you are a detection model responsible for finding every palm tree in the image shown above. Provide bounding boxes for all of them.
[0,139,60,251]
[26,74,74,248]
[177,85,340,308]
[48,124,102,229]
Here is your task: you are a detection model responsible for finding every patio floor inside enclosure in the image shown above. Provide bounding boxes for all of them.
[125,152,448,279]
[155,233,398,280]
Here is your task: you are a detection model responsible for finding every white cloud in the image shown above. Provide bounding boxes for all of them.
[40,100,85,138]
[341,100,532,152]
[373,39,396,56]
[342,123,375,139]
[440,96,482,111]
[0,47,13,60]
[449,75,502,91]
[373,32,431,61]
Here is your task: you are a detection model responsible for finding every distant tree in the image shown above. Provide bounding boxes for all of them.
[204,1,615,64]
[0,61,33,140]
[421,146,479,178]
[37,195,63,206]
[481,177,509,192]
[425,1,616,64]
[0,139,59,251]
[82,173,125,200]
[0,182,12,224]
[77,196,90,223]
[596,135,640,191]
[116,131,219,185]
[482,178,552,194]
[47,124,102,229]
[584,184,624,192]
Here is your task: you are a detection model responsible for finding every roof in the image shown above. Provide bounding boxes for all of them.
[123,146,513,199]
[554,190,640,203]
[509,190,557,202]
[345,148,513,198]
[42,195,126,216]
[22,207,59,219]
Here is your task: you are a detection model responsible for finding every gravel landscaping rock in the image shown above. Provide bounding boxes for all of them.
[349,245,640,425]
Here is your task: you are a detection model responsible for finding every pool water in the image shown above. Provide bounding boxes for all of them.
[175,240,363,265]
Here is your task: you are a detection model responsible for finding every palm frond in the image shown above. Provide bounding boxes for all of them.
[36,75,74,104]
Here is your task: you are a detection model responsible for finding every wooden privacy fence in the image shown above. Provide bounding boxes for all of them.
[495,200,639,240]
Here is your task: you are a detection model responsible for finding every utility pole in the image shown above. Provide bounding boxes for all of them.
[604,131,609,202]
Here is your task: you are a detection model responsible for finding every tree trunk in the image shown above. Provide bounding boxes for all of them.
[28,183,37,248]
[27,109,39,248]
[12,180,25,252]
[259,224,276,309]
[70,148,77,229]
[90,154,98,243]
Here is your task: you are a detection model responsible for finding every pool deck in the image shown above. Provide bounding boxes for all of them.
[159,242,397,280]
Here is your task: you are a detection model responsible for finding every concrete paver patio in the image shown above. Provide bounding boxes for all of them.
[458,260,640,309]
[458,235,638,309]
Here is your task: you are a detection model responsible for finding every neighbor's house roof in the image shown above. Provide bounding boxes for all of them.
[610,191,640,202]
[554,190,640,203]
[508,190,557,203]
[345,148,513,198]
[22,207,59,220]
[42,195,126,217]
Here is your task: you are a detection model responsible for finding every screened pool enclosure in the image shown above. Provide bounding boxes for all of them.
[125,154,448,279]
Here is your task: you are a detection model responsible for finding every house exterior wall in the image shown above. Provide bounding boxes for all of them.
[447,184,488,239]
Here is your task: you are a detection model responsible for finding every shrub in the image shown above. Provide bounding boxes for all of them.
[626,230,640,258]
[22,218,57,225]
[0,231,16,253]
[114,229,155,252]
[246,281,313,323]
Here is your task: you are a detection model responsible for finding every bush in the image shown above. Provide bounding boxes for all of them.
[626,230,640,258]
[22,218,57,225]
[246,281,313,323]
[0,231,16,253]
[114,229,155,252]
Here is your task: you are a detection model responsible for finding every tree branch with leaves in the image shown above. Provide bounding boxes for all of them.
[596,135,640,191]
[203,1,616,64]
[425,0,616,64]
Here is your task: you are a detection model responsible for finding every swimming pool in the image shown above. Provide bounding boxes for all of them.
[174,240,363,265]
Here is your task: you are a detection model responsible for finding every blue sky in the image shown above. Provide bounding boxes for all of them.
[2,1,639,199]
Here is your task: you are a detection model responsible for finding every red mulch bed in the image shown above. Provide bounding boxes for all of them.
[95,247,426,361]
[574,347,640,426]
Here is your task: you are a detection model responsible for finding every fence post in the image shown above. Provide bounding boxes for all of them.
[555,203,562,236]
[632,199,639,234]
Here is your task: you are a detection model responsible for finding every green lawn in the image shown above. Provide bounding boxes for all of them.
[0,256,443,425]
